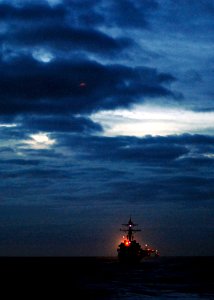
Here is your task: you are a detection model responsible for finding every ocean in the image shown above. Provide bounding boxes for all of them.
[1,256,214,299]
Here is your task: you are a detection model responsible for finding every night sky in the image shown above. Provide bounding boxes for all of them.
[0,0,214,256]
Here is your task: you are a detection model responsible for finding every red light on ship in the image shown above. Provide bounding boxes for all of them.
[125,240,130,246]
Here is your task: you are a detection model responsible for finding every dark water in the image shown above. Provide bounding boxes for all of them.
[1,256,214,299]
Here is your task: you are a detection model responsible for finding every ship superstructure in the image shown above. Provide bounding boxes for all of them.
[117,217,159,262]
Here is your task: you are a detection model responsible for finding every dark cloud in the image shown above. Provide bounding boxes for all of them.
[177,157,214,168]
[0,2,133,59]
[0,147,15,153]
[0,158,41,166]
[22,115,103,134]
[117,144,188,162]
[5,25,132,56]
[59,134,214,166]
[99,0,159,29]
[0,56,177,118]
[72,134,214,156]
[132,134,214,146]
[62,0,159,29]
[0,3,66,22]
[0,126,28,141]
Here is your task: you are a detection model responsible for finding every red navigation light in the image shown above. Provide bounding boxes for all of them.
[125,240,130,246]
[79,82,86,88]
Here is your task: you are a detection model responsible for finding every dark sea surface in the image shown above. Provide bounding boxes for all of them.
[1,256,214,299]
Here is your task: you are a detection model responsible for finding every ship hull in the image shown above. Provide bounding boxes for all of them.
[117,241,145,263]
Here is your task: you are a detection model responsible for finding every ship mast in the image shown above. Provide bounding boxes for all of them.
[120,217,141,242]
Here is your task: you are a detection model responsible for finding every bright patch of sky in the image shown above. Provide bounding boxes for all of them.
[0,123,17,128]
[91,104,214,137]
[32,49,54,63]
[22,132,56,150]
[204,153,214,159]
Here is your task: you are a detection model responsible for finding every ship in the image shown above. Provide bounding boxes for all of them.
[117,217,159,262]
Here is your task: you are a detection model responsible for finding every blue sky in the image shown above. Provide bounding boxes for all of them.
[0,0,214,256]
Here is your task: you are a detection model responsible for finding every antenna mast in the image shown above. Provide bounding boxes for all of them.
[120,217,141,242]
